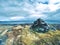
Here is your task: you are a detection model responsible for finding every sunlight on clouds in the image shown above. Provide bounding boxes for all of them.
[35,3,49,12]
[48,4,59,11]
[49,0,60,4]
[29,14,47,20]
[34,0,60,12]
[48,0,60,11]
[0,18,10,21]
[10,16,25,20]
[0,0,60,23]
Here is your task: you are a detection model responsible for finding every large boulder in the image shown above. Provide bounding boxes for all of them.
[31,18,56,33]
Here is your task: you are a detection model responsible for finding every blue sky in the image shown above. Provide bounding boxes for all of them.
[0,0,60,23]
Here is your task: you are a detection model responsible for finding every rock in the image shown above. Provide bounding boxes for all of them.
[31,18,49,33]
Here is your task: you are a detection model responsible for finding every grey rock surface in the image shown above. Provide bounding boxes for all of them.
[31,18,56,33]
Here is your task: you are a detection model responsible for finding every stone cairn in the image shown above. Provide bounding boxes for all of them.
[31,18,50,33]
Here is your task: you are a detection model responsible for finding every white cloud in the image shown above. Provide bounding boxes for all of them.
[48,4,59,11]
[29,13,47,20]
[48,0,60,11]
[10,16,25,20]
[0,19,9,21]
[35,3,49,12]
[0,0,60,23]
[49,0,60,4]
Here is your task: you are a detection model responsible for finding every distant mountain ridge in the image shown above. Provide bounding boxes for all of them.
[0,21,33,24]
[0,21,60,30]
[0,20,60,24]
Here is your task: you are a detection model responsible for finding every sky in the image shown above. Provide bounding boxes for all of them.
[0,0,60,23]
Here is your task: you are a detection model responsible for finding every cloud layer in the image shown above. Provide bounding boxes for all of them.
[0,0,60,23]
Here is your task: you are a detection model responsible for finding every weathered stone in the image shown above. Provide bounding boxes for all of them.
[31,18,50,33]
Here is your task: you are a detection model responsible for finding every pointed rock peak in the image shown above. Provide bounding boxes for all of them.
[31,18,56,33]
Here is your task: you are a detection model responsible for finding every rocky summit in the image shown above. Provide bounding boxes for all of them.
[31,18,56,33]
